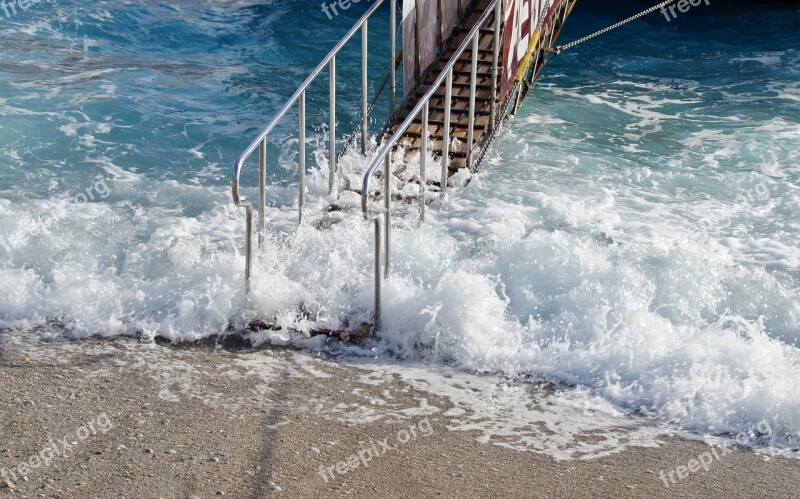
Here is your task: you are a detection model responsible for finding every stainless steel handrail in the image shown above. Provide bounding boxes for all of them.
[360,0,501,217]
[362,0,503,330]
[231,0,396,292]
[233,0,386,191]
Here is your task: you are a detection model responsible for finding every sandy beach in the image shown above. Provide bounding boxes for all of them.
[1,335,798,499]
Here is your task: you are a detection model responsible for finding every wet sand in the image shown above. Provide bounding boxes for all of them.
[0,336,798,498]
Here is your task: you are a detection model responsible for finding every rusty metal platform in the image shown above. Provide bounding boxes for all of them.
[381,0,578,186]
[387,2,500,178]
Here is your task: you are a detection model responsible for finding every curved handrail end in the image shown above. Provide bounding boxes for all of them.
[361,190,369,219]
[231,179,241,207]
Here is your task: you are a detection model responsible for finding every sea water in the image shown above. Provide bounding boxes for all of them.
[1,1,799,456]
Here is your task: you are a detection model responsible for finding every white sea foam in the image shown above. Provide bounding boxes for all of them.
[2,133,799,457]
[1,0,799,460]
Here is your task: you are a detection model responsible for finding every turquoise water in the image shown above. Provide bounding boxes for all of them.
[1,1,799,454]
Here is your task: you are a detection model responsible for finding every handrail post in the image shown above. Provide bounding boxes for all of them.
[442,68,452,197]
[389,0,396,118]
[383,153,391,278]
[361,21,369,155]
[373,218,381,331]
[467,33,478,171]
[491,1,501,130]
[420,101,428,222]
[245,204,253,293]
[329,56,337,194]
[258,138,266,250]
[299,91,306,224]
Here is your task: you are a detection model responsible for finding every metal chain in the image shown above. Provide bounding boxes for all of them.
[556,0,675,53]
[470,2,550,168]
[338,69,393,161]
[471,0,679,170]
[474,79,520,168]
[339,2,403,161]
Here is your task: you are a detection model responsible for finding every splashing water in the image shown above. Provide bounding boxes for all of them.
[1,0,799,456]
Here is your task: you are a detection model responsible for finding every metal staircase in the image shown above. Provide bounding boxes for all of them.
[361,0,504,330]
[231,0,577,335]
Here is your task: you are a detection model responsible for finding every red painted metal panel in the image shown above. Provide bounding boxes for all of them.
[501,0,561,100]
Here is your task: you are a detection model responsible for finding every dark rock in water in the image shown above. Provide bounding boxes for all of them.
[592,231,616,246]
[151,317,371,350]
[248,320,281,332]
[216,334,254,349]
[248,316,372,341]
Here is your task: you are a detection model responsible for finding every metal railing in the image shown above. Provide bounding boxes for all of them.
[361,0,502,331]
[231,0,397,292]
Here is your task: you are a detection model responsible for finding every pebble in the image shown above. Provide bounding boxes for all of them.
[144,448,154,454]
[117,444,127,451]
[269,482,282,492]
[1,480,15,490]
[209,456,220,463]
[309,447,320,454]
[215,492,225,497]
[167,449,177,455]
